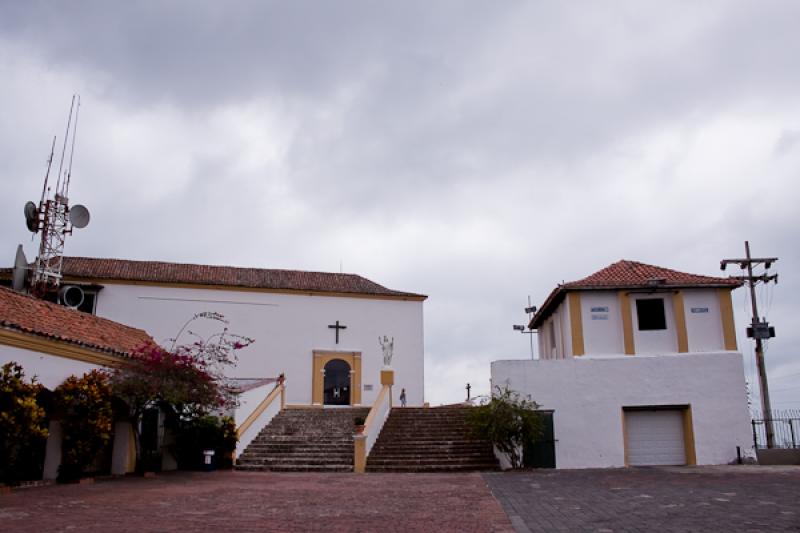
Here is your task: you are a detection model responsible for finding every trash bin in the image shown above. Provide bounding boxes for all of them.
[202,450,216,472]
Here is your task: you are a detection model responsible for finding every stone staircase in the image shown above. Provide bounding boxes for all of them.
[236,407,369,472]
[366,406,499,472]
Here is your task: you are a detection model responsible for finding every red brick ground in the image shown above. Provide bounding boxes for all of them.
[0,471,514,532]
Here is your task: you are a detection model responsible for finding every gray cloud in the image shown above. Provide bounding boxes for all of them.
[1,1,798,406]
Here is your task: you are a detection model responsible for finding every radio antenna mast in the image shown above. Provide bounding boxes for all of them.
[27,95,91,298]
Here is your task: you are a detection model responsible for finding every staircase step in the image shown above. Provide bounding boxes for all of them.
[365,406,499,473]
[235,407,369,472]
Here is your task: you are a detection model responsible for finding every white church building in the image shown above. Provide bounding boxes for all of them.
[1,255,426,473]
[44,256,427,410]
[491,260,754,469]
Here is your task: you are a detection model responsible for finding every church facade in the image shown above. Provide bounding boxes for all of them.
[50,257,427,408]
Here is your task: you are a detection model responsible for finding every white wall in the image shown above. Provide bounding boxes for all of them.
[491,352,754,468]
[93,283,425,407]
[580,291,623,356]
[0,344,100,389]
[630,293,678,355]
[683,289,725,352]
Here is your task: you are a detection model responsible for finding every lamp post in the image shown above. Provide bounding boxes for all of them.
[513,296,537,359]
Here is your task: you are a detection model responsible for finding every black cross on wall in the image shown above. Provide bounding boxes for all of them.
[328,320,347,344]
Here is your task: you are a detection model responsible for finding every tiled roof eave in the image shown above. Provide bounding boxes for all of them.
[55,257,427,300]
[62,274,428,300]
[564,281,743,291]
[0,322,133,358]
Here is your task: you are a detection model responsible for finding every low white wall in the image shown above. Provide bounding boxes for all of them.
[0,344,100,389]
[491,352,754,469]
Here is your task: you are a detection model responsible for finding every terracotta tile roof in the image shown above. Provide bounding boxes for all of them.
[53,257,427,300]
[530,260,742,329]
[0,286,154,356]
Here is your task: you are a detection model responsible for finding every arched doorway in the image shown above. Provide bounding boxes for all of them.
[323,359,351,406]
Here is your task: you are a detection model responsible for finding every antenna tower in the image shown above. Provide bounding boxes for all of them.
[26,95,91,297]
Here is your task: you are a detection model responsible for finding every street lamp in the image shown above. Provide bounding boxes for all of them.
[513,296,538,359]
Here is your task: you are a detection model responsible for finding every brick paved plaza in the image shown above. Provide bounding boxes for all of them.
[485,466,800,532]
[0,471,513,533]
[1,467,798,532]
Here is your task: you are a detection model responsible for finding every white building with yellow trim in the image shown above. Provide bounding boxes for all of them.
[42,256,427,411]
[491,260,754,469]
[0,285,154,478]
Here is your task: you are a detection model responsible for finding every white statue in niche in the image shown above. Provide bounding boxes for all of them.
[379,335,394,368]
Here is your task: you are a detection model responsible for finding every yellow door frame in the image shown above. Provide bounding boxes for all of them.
[312,350,362,406]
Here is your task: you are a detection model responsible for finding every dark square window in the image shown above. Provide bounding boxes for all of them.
[635,298,666,330]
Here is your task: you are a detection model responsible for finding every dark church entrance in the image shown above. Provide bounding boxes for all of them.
[323,359,351,405]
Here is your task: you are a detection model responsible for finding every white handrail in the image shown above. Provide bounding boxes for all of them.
[354,383,392,473]
[235,381,285,458]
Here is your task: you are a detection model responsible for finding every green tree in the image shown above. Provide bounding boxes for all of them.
[0,362,48,484]
[466,386,544,469]
[54,370,114,481]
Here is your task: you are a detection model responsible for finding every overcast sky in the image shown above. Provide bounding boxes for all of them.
[1,1,798,409]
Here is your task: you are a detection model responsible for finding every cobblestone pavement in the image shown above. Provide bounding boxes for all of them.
[484,466,800,533]
[0,471,513,533]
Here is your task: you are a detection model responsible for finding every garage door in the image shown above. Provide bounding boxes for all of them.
[625,409,686,466]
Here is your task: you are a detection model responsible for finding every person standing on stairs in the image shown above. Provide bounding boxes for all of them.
[400,388,407,407]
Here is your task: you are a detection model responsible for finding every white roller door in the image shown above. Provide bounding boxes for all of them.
[625,409,686,466]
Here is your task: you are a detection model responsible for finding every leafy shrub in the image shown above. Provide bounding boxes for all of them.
[0,362,48,484]
[466,386,543,469]
[108,313,251,472]
[54,370,113,482]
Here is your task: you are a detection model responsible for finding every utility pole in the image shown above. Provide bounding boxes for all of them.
[721,241,778,448]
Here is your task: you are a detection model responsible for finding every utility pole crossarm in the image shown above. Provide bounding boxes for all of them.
[720,257,778,269]
[727,274,779,284]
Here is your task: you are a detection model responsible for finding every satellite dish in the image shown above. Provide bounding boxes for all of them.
[58,285,85,309]
[11,245,28,292]
[24,201,38,233]
[69,204,90,229]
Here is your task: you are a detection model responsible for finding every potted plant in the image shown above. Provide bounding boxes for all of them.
[354,416,366,434]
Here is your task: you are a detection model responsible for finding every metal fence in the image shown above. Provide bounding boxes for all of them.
[751,410,800,449]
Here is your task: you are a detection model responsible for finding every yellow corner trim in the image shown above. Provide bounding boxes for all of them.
[353,434,367,473]
[718,288,738,351]
[567,292,585,356]
[683,406,697,466]
[672,292,689,353]
[0,328,127,367]
[618,292,635,355]
[621,408,629,467]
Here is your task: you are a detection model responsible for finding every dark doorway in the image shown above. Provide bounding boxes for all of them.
[323,359,351,405]
[524,411,556,468]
